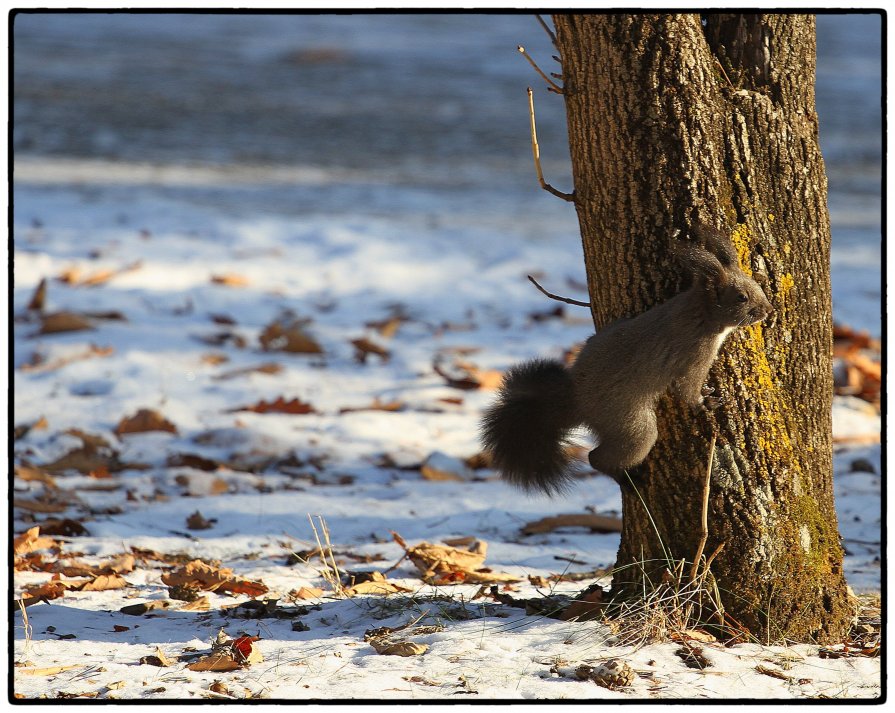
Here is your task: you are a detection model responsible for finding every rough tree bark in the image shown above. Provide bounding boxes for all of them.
[550,13,852,642]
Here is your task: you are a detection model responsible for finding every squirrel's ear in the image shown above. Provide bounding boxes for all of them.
[691,223,738,268]
[672,242,726,283]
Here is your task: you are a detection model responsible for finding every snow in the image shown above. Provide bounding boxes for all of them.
[10,12,882,703]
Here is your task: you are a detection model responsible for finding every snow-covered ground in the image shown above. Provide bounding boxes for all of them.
[10,170,882,701]
[10,12,882,702]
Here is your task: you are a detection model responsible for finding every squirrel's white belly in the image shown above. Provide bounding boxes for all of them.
[712,326,736,357]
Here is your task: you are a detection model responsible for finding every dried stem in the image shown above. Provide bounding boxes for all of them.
[689,432,717,583]
[308,514,343,596]
[527,275,590,307]
[518,46,563,93]
[527,87,575,202]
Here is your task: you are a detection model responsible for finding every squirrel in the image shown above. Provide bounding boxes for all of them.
[480,224,774,494]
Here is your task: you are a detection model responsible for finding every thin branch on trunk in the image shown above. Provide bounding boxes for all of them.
[689,432,717,583]
[535,14,558,47]
[518,46,564,94]
[527,274,590,307]
[527,87,575,202]
[714,58,736,91]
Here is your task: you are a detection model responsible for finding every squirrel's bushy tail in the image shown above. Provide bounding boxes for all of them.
[480,359,580,495]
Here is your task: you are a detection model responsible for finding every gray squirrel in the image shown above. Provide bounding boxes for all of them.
[480,224,774,494]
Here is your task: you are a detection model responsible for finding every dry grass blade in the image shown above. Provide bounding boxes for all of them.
[308,514,343,596]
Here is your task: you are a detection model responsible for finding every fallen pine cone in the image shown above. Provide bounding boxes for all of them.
[578,659,635,689]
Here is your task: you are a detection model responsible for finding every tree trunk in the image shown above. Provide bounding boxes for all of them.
[551,13,852,643]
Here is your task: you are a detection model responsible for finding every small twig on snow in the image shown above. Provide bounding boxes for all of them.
[518,45,564,94]
[527,274,590,308]
[527,87,575,202]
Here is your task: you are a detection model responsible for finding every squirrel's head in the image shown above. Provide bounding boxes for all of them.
[676,224,774,330]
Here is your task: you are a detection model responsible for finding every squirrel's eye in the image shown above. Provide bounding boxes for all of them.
[737,292,748,302]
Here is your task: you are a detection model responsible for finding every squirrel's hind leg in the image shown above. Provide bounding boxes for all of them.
[587,411,657,491]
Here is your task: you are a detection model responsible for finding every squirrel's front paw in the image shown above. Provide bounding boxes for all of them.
[695,385,724,412]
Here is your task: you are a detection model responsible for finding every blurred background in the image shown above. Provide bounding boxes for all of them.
[12,12,882,331]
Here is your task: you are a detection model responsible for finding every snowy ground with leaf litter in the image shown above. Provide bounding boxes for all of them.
[11,171,882,701]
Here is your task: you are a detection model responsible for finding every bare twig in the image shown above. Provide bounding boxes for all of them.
[704,541,725,571]
[535,14,558,48]
[527,87,575,202]
[527,275,590,307]
[689,433,717,583]
[518,46,563,93]
[714,58,736,91]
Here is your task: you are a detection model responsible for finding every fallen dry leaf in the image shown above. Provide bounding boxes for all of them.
[161,559,268,597]
[211,273,250,287]
[15,416,49,441]
[259,317,322,354]
[71,260,143,287]
[186,510,215,530]
[41,445,121,475]
[13,527,57,557]
[433,358,502,391]
[521,513,623,535]
[114,409,178,436]
[670,629,718,644]
[289,586,325,600]
[420,452,473,482]
[344,579,413,597]
[13,464,57,488]
[454,360,503,390]
[77,574,128,592]
[369,640,428,657]
[13,498,70,514]
[201,352,230,366]
[179,596,212,612]
[19,344,114,374]
[140,647,174,667]
[187,652,242,673]
[100,553,136,575]
[36,519,90,537]
[120,600,173,616]
[37,311,94,335]
[65,429,111,450]
[166,452,223,471]
[365,315,406,338]
[393,531,486,572]
[230,396,316,415]
[213,362,283,380]
[26,277,47,311]
[559,589,606,622]
[20,579,69,603]
[351,337,391,363]
[391,531,521,585]
[231,636,264,665]
[339,398,405,415]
